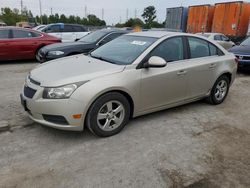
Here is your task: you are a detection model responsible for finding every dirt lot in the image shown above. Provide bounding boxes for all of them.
[0,62,250,188]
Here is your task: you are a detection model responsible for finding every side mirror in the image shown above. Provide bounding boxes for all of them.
[144,56,167,68]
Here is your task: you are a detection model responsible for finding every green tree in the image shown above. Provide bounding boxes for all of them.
[124,18,144,27]
[142,6,156,29]
[59,14,67,23]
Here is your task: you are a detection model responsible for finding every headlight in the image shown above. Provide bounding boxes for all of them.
[48,51,64,56]
[43,82,87,99]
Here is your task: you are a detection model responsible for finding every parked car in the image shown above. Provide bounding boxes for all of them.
[39,23,89,42]
[229,36,250,70]
[21,31,237,137]
[0,27,61,61]
[36,29,129,63]
[33,25,46,31]
[197,33,235,50]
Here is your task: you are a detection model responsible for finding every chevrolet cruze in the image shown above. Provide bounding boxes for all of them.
[21,31,237,137]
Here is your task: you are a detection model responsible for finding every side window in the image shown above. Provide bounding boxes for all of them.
[214,35,222,41]
[46,25,61,33]
[150,37,184,62]
[188,37,210,58]
[12,30,33,38]
[99,33,123,45]
[31,32,41,37]
[209,43,218,56]
[221,35,229,41]
[73,26,86,32]
[0,30,10,39]
[63,25,74,32]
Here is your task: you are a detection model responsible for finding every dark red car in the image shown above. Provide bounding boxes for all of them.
[0,27,61,61]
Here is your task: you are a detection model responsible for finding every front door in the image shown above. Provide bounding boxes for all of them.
[140,37,188,111]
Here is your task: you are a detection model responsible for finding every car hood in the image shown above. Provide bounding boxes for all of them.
[228,45,250,55]
[42,41,94,52]
[30,54,125,87]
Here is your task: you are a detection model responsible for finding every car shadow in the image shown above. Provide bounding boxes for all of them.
[0,59,38,65]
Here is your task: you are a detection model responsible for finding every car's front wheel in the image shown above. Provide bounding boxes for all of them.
[206,75,230,105]
[86,92,130,137]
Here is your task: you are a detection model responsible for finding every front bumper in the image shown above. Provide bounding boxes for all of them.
[37,50,64,63]
[238,60,250,70]
[20,80,85,131]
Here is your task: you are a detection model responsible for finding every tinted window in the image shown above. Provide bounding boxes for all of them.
[150,37,184,62]
[0,30,9,39]
[188,37,210,58]
[46,25,61,33]
[73,26,86,32]
[221,35,229,41]
[79,30,108,43]
[214,35,222,41]
[209,43,218,56]
[241,37,250,46]
[100,33,124,44]
[12,30,33,38]
[63,25,74,32]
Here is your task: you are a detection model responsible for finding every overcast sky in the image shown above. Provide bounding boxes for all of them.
[0,0,247,25]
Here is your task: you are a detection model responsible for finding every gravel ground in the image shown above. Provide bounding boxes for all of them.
[0,62,250,188]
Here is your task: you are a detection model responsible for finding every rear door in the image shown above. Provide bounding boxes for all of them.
[10,29,40,59]
[0,29,12,60]
[73,25,89,40]
[185,36,223,98]
[61,25,76,42]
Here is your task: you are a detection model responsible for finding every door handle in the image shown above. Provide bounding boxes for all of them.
[209,63,216,69]
[177,70,187,76]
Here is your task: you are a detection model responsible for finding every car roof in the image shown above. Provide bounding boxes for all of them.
[126,31,201,39]
[99,28,130,34]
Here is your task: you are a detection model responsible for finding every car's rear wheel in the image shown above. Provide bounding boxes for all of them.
[86,92,130,137]
[206,75,230,105]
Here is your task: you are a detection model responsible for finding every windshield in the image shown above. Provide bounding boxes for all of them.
[90,35,157,65]
[79,30,107,43]
[241,37,250,46]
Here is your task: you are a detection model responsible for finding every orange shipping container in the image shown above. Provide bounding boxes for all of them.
[187,5,215,33]
[212,1,250,37]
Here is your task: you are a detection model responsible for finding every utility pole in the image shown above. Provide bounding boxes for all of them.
[126,8,128,21]
[101,8,104,20]
[20,0,23,21]
[50,7,53,16]
[119,16,122,23]
[39,0,43,24]
[84,5,87,18]
[134,9,137,18]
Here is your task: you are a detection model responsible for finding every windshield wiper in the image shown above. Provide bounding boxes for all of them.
[90,54,118,65]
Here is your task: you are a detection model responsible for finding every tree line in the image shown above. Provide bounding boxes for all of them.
[0,6,164,28]
[0,7,106,26]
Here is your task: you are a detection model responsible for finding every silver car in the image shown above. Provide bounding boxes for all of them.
[197,33,235,50]
[21,31,237,137]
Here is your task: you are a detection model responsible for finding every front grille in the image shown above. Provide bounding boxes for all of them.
[236,55,250,61]
[24,86,37,98]
[42,114,69,125]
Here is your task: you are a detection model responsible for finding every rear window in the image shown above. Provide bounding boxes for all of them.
[12,30,33,38]
[0,29,9,39]
[73,26,86,32]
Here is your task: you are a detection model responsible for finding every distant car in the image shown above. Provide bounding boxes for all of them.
[21,31,237,137]
[36,29,129,63]
[0,27,61,61]
[39,23,89,42]
[229,36,250,70]
[33,25,46,31]
[197,33,235,50]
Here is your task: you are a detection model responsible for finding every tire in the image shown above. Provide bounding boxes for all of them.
[206,75,230,105]
[35,47,44,63]
[86,92,130,137]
